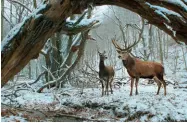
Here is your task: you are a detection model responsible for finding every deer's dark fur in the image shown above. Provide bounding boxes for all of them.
[112,39,166,96]
[98,51,115,96]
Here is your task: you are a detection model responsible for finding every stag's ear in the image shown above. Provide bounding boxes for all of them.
[103,50,106,54]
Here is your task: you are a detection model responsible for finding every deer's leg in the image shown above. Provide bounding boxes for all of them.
[106,78,109,96]
[100,80,104,96]
[153,76,161,95]
[130,77,134,96]
[103,80,106,95]
[110,77,114,94]
[135,77,139,95]
[162,80,167,96]
[159,77,167,96]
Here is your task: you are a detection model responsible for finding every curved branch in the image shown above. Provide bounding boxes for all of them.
[61,19,100,35]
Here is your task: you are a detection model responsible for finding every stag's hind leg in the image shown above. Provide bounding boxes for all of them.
[163,81,166,96]
[153,76,161,95]
[159,77,167,96]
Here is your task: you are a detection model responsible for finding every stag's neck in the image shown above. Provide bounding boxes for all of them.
[99,60,105,70]
[122,55,135,69]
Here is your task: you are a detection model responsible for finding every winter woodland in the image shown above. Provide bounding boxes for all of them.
[1,0,187,122]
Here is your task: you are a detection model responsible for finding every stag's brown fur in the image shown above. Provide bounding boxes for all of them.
[112,39,166,96]
[120,53,166,96]
[123,55,164,79]
[98,51,115,96]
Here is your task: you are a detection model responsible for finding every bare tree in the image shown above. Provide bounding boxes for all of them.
[148,24,153,60]
[181,45,187,71]
[157,28,164,64]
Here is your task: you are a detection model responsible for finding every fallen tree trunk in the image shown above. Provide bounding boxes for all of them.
[1,0,187,87]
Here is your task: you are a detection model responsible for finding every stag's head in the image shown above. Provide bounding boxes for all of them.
[117,49,131,60]
[112,39,135,61]
[98,51,108,61]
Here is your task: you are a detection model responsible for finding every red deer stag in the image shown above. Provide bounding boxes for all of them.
[98,51,115,96]
[112,39,166,96]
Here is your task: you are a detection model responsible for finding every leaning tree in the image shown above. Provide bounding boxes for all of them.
[1,0,187,87]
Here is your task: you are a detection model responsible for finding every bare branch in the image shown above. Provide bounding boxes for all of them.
[7,0,32,13]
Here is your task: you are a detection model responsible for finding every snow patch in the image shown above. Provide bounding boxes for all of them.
[146,2,183,23]
[167,0,187,12]
[1,115,27,122]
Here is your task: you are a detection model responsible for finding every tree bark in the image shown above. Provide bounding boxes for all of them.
[49,33,63,80]
[1,0,187,87]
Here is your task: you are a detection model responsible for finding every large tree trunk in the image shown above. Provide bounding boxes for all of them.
[1,0,187,87]
[49,33,63,80]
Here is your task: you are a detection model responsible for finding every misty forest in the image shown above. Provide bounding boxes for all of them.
[1,0,187,122]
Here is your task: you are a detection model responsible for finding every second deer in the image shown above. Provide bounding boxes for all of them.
[98,51,115,96]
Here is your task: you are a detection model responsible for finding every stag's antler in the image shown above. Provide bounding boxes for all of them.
[112,19,144,52]
[112,34,141,52]
[111,39,122,51]
[124,38,141,51]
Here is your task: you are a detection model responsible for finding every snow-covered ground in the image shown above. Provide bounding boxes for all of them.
[1,81,187,122]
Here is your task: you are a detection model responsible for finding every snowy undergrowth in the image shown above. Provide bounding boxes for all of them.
[2,82,187,122]
[1,115,27,122]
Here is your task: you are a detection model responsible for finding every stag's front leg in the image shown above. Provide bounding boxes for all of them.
[130,77,134,96]
[135,77,139,95]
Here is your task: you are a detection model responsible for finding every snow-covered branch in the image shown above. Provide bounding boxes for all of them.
[61,19,100,35]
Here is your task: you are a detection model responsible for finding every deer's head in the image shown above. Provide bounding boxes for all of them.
[112,39,136,62]
[98,51,108,61]
[117,49,132,61]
